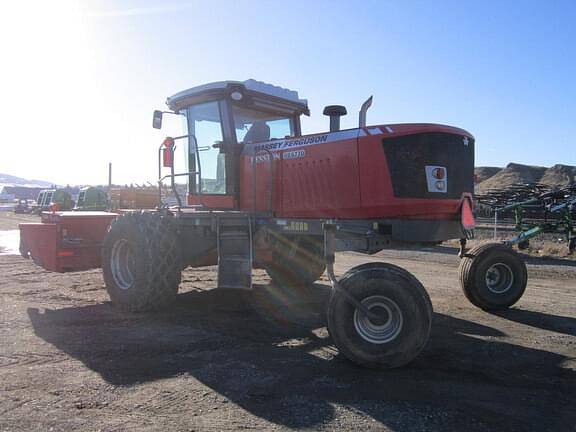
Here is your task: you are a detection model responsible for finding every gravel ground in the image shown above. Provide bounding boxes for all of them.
[0,234,575,431]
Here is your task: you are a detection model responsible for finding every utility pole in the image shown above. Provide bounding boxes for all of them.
[108,163,112,201]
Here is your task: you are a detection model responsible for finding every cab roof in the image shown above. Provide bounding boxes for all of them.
[166,79,310,116]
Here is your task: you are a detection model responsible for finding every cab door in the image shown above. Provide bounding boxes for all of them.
[186,101,237,209]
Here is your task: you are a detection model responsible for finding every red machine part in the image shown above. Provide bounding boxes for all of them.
[19,211,117,272]
[162,137,175,168]
[461,197,475,230]
[238,124,473,220]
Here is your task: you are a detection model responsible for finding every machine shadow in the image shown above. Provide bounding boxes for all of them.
[491,308,576,336]
[522,254,576,267]
[28,282,576,431]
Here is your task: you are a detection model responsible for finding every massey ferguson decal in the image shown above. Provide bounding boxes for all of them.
[254,134,328,152]
[247,129,362,164]
[250,128,362,154]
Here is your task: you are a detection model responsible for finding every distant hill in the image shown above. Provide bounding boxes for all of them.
[540,164,576,187]
[475,163,576,192]
[475,167,501,184]
[0,173,56,188]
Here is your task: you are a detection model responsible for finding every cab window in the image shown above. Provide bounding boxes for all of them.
[231,105,293,143]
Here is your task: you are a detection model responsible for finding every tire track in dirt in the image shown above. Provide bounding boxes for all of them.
[0,352,69,369]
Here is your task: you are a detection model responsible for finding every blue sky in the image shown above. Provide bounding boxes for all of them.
[1,0,574,185]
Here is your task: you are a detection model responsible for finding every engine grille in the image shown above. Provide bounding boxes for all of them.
[382,132,474,199]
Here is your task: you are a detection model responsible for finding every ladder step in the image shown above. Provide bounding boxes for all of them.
[218,259,252,290]
[220,237,250,257]
[217,215,252,290]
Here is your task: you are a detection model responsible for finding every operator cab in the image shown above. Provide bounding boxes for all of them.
[154,79,309,208]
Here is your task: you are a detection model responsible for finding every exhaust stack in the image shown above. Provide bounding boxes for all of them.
[359,96,373,128]
[323,105,347,132]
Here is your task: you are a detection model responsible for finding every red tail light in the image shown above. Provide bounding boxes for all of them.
[432,167,445,179]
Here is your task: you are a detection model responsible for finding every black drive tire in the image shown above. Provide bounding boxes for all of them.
[459,242,527,311]
[266,236,326,286]
[327,262,432,369]
[102,212,182,312]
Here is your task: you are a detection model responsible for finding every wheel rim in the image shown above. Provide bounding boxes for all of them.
[485,263,514,294]
[353,295,403,344]
[110,239,136,290]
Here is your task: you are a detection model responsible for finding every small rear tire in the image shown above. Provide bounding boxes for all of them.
[459,242,527,310]
[327,262,432,369]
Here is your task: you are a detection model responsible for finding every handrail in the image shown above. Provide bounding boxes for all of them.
[159,172,198,182]
[158,134,203,208]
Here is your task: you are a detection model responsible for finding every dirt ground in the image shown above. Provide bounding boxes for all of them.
[1,231,575,432]
[0,212,37,231]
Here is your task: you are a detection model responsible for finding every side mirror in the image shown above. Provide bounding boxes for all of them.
[152,110,163,129]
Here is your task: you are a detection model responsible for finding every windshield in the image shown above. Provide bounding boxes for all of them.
[231,105,293,143]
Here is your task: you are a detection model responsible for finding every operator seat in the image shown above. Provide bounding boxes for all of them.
[243,121,270,143]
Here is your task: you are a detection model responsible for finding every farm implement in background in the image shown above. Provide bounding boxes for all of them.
[476,183,576,254]
[32,189,74,214]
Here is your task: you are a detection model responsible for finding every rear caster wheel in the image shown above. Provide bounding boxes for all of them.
[327,263,432,369]
[459,242,527,310]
